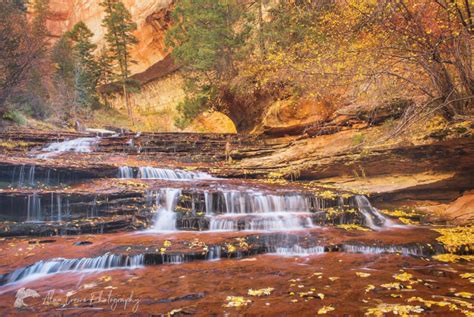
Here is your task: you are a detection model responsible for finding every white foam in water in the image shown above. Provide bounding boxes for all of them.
[274,245,325,257]
[342,244,423,256]
[1,253,144,286]
[118,166,134,179]
[37,137,100,158]
[208,191,314,231]
[117,166,213,180]
[222,191,311,214]
[209,212,314,231]
[152,189,182,232]
[354,195,393,230]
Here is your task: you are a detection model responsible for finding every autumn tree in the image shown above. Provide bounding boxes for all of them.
[100,0,138,123]
[248,0,473,134]
[0,0,49,115]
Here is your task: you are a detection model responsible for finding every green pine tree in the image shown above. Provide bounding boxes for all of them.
[52,21,100,119]
[165,0,249,128]
[100,0,138,123]
[67,22,100,109]
[97,46,114,86]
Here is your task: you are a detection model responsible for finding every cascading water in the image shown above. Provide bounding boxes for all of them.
[341,244,425,256]
[0,253,144,286]
[36,137,100,158]
[208,191,314,231]
[274,245,325,256]
[27,193,42,222]
[353,195,392,230]
[10,165,36,187]
[118,166,134,178]
[50,193,62,221]
[150,189,182,231]
[118,166,213,180]
[204,191,213,216]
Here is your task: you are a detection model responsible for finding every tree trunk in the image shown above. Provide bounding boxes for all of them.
[257,0,265,59]
[122,80,134,125]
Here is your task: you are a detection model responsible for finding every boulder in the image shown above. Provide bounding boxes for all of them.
[262,98,335,136]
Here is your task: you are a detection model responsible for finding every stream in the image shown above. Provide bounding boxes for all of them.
[0,133,472,316]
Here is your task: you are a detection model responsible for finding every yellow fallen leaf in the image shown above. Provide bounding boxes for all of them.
[381,282,401,290]
[318,305,335,314]
[455,292,473,299]
[393,272,413,282]
[356,272,371,278]
[223,296,251,308]
[248,287,274,296]
[99,275,112,282]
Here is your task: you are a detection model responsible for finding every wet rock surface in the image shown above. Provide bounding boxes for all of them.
[0,129,472,315]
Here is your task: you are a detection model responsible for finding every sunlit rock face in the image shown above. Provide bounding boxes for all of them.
[47,0,172,73]
[108,71,185,131]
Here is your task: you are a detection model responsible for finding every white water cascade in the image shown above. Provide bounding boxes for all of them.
[37,137,100,158]
[0,253,144,286]
[354,195,392,230]
[26,193,42,222]
[150,189,182,231]
[274,245,325,256]
[12,165,36,187]
[118,166,213,180]
[208,191,314,231]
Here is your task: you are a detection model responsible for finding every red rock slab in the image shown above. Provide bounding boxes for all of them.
[0,253,472,316]
[0,227,441,273]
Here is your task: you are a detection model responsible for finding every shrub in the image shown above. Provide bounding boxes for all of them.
[2,110,27,125]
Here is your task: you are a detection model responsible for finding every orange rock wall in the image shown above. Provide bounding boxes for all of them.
[47,0,172,73]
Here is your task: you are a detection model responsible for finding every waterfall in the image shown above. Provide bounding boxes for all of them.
[341,244,426,257]
[118,166,134,178]
[207,191,314,231]
[354,195,392,230]
[151,189,181,231]
[204,191,213,215]
[209,212,314,231]
[117,166,213,180]
[37,137,100,158]
[27,193,42,222]
[0,253,144,286]
[57,194,62,221]
[206,245,221,261]
[274,245,325,256]
[11,165,36,187]
[220,191,311,214]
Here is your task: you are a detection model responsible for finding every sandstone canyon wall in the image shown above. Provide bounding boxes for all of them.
[46,0,198,131]
[48,0,173,73]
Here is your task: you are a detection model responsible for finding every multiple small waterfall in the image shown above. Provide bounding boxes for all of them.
[11,165,37,187]
[118,166,213,180]
[37,137,100,158]
[2,193,98,223]
[0,253,144,286]
[274,245,326,256]
[26,193,67,222]
[209,191,314,231]
[144,188,391,232]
